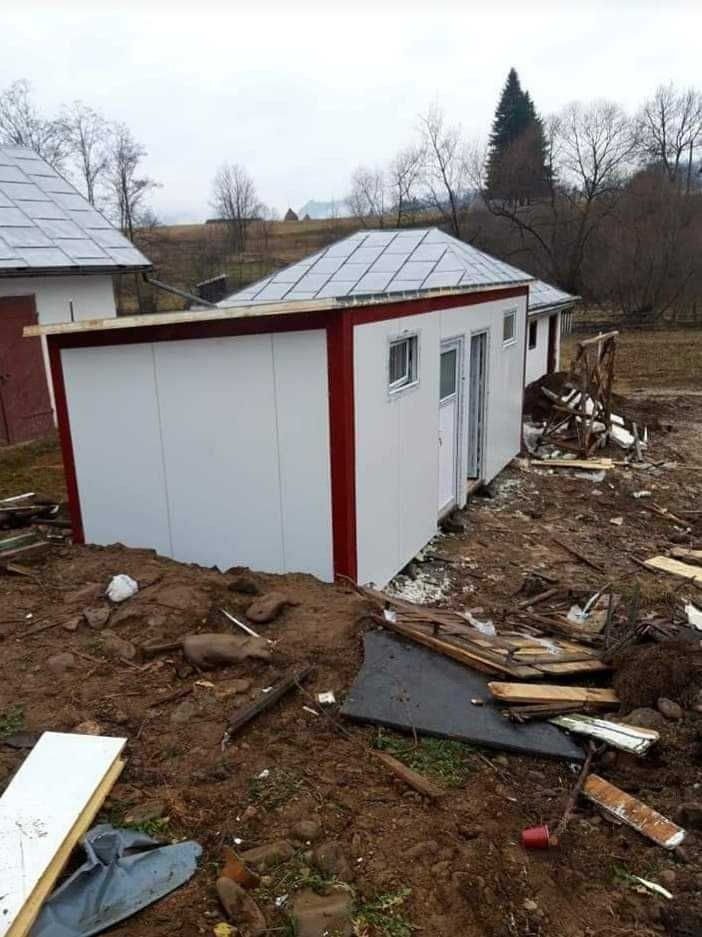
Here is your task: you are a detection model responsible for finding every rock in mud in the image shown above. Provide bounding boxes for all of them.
[311,841,354,882]
[47,652,76,675]
[246,592,297,624]
[621,707,667,731]
[182,633,271,668]
[291,819,323,844]
[239,840,295,871]
[216,878,266,935]
[675,802,702,831]
[72,720,103,735]
[290,887,353,937]
[657,697,683,721]
[101,631,137,661]
[83,605,111,629]
[229,574,261,596]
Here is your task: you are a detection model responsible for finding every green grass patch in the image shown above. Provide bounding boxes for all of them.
[354,887,416,936]
[0,704,24,739]
[372,731,474,787]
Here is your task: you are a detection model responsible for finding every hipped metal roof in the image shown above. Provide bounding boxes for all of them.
[528,278,577,314]
[0,144,151,277]
[219,227,533,307]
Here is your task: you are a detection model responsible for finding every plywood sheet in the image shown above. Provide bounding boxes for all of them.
[488,683,619,707]
[583,774,685,848]
[0,732,126,937]
[342,631,584,761]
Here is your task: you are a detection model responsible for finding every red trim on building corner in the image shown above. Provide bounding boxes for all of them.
[48,337,85,544]
[326,311,357,582]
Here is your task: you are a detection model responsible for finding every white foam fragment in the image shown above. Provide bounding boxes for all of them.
[685,602,702,630]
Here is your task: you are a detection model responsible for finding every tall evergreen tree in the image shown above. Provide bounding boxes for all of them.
[486,68,549,204]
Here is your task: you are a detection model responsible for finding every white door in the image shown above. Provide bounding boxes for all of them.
[438,341,461,514]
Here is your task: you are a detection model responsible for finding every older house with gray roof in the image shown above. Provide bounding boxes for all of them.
[0,144,150,444]
[30,227,536,587]
[525,279,578,385]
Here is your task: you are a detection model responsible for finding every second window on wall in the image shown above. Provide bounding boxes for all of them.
[388,334,418,392]
[528,319,538,350]
[503,309,516,345]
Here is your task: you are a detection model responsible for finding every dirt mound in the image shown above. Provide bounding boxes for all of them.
[613,641,702,708]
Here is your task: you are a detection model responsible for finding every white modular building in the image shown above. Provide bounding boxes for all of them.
[525,279,577,386]
[31,227,535,586]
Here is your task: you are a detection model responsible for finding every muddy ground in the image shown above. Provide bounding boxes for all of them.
[1,333,702,937]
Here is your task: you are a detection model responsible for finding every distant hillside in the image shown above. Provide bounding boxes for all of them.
[297,199,351,220]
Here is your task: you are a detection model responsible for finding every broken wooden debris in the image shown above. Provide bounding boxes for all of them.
[221,607,261,639]
[0,732,126,937]
[532,458,615,471]
[224,667,312,740]
[370,750,444,800]
[583,774,685,849]
[549,742,597,847]
[488,682,619,708]
[551,537,606,573]
[550,714,659,754]
[670,547,702,566]
[644,556,702,585]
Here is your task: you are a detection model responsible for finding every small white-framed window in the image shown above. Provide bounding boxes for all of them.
[503,309,517,345]
[528,318,538,350]
[388,334,418,392]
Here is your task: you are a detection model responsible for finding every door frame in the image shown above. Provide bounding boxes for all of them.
[547,312,559,374]
[467,329,489,481]
[438,335,464,518]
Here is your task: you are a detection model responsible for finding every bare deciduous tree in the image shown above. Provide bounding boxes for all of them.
[387,146,423,226]
[637,83,702,191]
[211,163,261,253]
[106,123,159,242]
[0,79,69,169]
[419,104,470,237]
[62,101,110,205]
[346,166,386,227]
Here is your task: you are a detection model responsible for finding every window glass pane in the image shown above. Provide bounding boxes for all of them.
[389,340,408,385]
[503,311,515,343]
[528,319,538,349]
[439,348,457,399]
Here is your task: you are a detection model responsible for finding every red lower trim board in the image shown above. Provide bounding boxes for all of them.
[48,340,84,544]
[326,311,357,582]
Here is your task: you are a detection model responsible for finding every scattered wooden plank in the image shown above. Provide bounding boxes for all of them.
[670,548,702,566]
[0,732,126,937]
[226,667,312,737]
[531,458,614,471]
[487,682,619,708]
[371,750,443,800]
[517,587,561,609]
[644,556,702,585]
[551,537,606,574]
[583,774,685,849]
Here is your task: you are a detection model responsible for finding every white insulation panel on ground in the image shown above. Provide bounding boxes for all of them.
[354,295,526,587]
[0,732,125,936]
[62,330,333,580]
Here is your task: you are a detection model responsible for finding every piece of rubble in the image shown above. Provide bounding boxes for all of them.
[47,652,76,675]
[657,698,683,721]
[290,820,322,844]
[101,631,137,661]
[216,878,266,936]
[83,605,111,629]
[124,801,166,826]
[72,720,103,736]
[290,887,354,937]
[213,678,252,701]
[228,574,260,596]
[246,592,297,624]
[311,841,354,882]
[106,574,138,603]
[182,633,272,668]
[621,708,667,731]
[239,841,295,871]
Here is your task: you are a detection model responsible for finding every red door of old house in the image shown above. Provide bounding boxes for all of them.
[0,296,53,445]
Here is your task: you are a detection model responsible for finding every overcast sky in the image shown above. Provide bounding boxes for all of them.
[3,0,700,223]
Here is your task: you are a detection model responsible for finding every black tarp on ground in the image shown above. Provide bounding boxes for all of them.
[342,630,584,762]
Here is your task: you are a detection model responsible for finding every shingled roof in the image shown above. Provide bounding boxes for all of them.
[0,145,151,276]
[219,227,532,307]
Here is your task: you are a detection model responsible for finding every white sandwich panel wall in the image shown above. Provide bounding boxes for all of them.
[525,313,550,385]
[353,311,440,587]
[440,293,526,485]
[61,343,173,556]
[60,329,334,580]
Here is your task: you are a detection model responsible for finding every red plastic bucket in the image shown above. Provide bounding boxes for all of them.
[522,824,550,849]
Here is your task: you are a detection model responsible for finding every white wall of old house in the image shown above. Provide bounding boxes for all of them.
[60,329,334,580]
[0,274,117,418]
[353,293,527,587]
[525,310,563,386]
